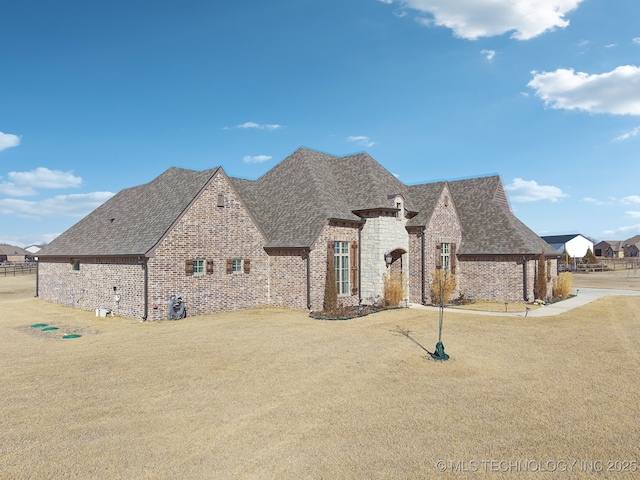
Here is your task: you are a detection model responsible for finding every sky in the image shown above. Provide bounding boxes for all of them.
[1,0,640,248]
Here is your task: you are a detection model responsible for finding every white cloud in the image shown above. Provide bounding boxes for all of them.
[614,126,640,141]
[243,155,272,164]
[584,196,617,206]
[626,211,640,219]
[528,65,640,115]
[0,182,37,196]
[605,43,617,48]
[0,167,82,197]
[0,192,114,219]
[505,178,568,202]
[347,136,375,147]
[384,0,583,40]
[633,37,640,45]
[0,131,21,152]
[226,122,283,131]
[622,195,640,205]
[377,0,393,3]
[8,167,82,189]
[618,223,640,233]
[481,49,496,61]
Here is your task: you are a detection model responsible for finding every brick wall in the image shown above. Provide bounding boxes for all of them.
[146,171,270,319]
[38,257,145,317]
[268,251,307,309]
[412,186,463,304]
[309,222,359,312]
[458,255,557,302]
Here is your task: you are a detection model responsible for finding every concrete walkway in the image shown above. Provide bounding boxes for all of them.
[410,288,640,317]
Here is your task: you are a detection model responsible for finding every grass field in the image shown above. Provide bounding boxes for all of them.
[1,273,639,479]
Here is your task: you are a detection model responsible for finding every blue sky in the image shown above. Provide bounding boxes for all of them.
[1,0,640,247]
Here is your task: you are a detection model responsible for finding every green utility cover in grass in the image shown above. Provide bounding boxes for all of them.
[41,327,59,331]
[30,324,48,328]
[62,334,81,339]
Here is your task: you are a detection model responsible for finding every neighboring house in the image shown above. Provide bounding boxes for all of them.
[541,234,594,258]
[594,240,624,258]
[37,148,558,320]
[0,244,31,263]
[623,235,640,257]
[25,245,44,254]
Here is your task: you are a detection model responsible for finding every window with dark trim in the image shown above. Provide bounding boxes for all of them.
[334,241,350,295]
[193,259,205,275]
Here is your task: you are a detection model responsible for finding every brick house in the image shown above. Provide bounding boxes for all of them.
[37,148,557,320]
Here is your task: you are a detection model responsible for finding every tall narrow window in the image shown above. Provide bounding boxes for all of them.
[334,241,350,295]
[441,243,450,271]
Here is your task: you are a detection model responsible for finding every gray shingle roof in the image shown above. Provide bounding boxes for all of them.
[231,148,409,248]
[0,244,30,256]
[448,176,557,256]
[39,167,219,256]
[39,147,554,258]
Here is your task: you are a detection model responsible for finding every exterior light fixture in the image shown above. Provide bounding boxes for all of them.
[384,252,393,268]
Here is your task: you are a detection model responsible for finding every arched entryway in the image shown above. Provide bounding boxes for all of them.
[386,248,408,304]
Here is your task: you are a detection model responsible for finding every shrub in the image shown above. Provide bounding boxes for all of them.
[583,248,598,264]
[430,270,457,306]
[553,272,573,299]
[384,272,404,307]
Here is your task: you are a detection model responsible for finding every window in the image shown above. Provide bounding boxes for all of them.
[395,197,404,220]
[232,258,243,273]
[334,241,350,295]
[71,259,80,271]
[441,243,450,271]
[193,259,205,275]
[436,242,456,274]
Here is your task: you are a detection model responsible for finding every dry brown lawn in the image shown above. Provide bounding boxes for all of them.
[1,273,640,479]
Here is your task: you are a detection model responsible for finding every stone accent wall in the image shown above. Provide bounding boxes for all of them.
[309,223,359,312]
[37,257,145,318]
[418,186,463,304]
[146,171,270,319]
[359,213,409,304]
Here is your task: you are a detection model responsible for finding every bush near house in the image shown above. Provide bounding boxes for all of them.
[534,253,547,301]
[553,272,574,300]
[384,272,404,307]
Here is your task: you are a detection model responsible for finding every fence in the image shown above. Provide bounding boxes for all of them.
[0,263,37,277]
[599,258,640,271]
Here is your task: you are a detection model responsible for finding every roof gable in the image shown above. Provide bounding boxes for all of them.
[447,176,556,256]
[40,167,220,256]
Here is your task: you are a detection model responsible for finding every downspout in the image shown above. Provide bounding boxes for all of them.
[522,255,528,302]
[142,259,148,320]
[304,249,311,310]
[421,230,426,304]
[35,258,39,298]
[358,227,362,304]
